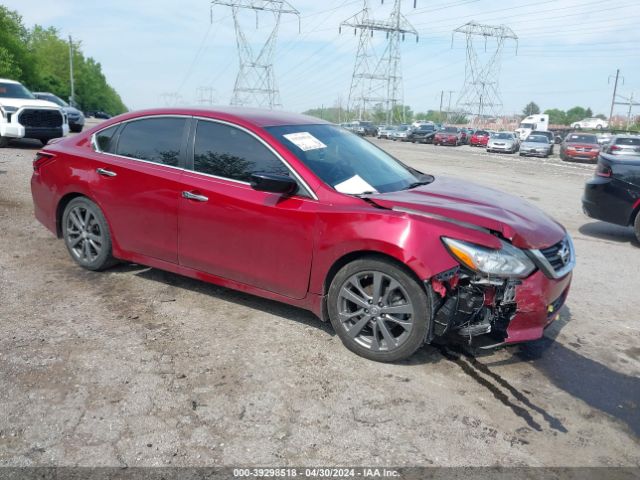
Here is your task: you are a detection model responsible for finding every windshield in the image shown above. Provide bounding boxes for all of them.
[266,124,429,194]
[493,133,513,140]
[526,135,548,143]
[566,134,598,144]
[38,94,67,107]
[519,123,534,129]
[0,82,35,99]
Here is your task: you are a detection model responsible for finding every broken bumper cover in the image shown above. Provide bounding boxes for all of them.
[505,269,572,343]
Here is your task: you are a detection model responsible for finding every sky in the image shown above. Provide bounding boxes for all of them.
[5,0,640,117]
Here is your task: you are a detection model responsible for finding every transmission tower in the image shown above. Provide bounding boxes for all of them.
[341,0,418,124]
[211,0,299,109]
[196,86,216,105]
[452,21,517,125]
[160,92,184,107]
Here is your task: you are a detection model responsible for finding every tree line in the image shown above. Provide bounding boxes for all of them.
[0,6,127,115]
[522,101,607,126]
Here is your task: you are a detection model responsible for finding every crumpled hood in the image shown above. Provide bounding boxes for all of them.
[0,98,60,109]
[367,176,566,249]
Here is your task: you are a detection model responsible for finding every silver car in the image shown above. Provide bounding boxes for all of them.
[603,135,640,156]
[377,125,397,139]
[519,134,552,157]
[487,132,519,153]
[390,125,411,141]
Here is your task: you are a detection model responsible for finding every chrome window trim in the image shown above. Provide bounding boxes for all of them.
[527,234,575,280]
[192,116,318,201]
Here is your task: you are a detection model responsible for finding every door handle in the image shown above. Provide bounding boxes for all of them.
[96,168,117,177]
[182,191,209,202]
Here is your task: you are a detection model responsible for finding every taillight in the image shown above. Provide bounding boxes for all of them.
[609,145,622,151]
[33,152,55,173]
[596,163,612,178]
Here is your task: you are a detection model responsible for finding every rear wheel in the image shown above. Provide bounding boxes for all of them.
[634,212,640,244]
[327,257,430,362]
[62,197,117,271]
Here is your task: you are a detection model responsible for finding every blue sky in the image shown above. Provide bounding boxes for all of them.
[5,0,640,116]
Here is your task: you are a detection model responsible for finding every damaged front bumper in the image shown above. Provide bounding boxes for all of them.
[426,243,573,348]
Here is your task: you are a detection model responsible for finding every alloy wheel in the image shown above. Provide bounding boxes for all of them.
[337,271,414,352]
[65,205,104,264]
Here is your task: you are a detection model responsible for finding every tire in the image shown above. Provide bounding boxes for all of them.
[62,197,118,271]
[634,212,640,244]
[40,138,52,146]
[0,136,9,148]
[70,125,84,133]
[519,153,524,156]
[596,125,603,130]
[327,257,430,362]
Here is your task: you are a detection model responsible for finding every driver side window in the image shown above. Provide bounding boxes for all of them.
[193,120,290,182]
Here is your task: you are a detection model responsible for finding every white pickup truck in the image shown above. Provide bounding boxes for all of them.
[0,78,69,147]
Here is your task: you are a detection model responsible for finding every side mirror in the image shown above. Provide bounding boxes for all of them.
[250,172,298,195]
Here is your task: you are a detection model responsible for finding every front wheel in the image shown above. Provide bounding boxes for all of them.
[62,197,117,271]
[0,136,9,148]
[634,213,640,244]
[327,257,430,362]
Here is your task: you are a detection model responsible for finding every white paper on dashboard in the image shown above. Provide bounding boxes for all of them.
[283,132,327,151]
[334,175,378,195]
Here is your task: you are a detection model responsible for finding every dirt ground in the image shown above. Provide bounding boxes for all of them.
[0,123,638,467]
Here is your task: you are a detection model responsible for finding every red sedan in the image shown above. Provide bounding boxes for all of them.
[31,107,574,362]
[469,130,491,147]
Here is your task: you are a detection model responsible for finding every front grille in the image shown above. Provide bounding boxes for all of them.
[539,237,572,272]
[18,109,62,128]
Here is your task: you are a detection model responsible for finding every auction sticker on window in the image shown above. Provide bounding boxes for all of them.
[283,132,327,151]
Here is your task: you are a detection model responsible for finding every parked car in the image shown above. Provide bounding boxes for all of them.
[519,134,552,157]
[602,135,640,156]
[469,130,491,147]
[390,125,412,141]
[0,78,69,147]
[560,133,600,162]
[377,125,396,139]
[487,132,519,153]
[31,107,574,362]
[528,130,555,154]
[85,111,112,119]
[34,92,85,133]
[352,121,377,137]
[582,153,640,243]
[433,126,461,146]
[460,128,474,144]
[571,117,609,130]
[407,124,437,144]
[597,132,613,147]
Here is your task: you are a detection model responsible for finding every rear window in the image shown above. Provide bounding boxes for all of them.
[615,137,640,146]
[566,134,598,144]
[527,135,548,143]
[116,117,186,167]
[475,130,489,136]
[443,127,458,133]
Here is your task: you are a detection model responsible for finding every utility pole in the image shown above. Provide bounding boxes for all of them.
[68,35,75,107]
[452,22,517,124]
[340,0,418,124]
[608,69,623,124]
[211,0,300,109]
[614,91,640,130]
[439,90,444,114]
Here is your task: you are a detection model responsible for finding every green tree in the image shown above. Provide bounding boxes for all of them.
[522,101,540,116]
[585,107,593,117]
[544,108,568,125]
[0,6,35,83]
[566,106,588,124]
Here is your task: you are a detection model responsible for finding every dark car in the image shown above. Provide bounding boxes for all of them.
[407,124,436,144]
[582,153,640,243]
[86,111,112,120]
[560,133,600,162]
[33,92,86,133]
[31,107,573,362]
[433,126,461,146]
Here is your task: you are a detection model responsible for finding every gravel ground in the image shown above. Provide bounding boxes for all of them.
[0,125,638,467]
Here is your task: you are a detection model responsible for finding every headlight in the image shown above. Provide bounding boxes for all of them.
[0,106,18,117]
[442,237,535,278]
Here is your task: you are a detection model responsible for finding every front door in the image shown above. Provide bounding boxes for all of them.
[178,119,315,299]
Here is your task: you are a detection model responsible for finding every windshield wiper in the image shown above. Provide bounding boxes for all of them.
[403,181,431,190]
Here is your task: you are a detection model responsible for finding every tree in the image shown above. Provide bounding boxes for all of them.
[585,107,593,117]
[566,106,588,125]
[522,101,540,116]
[544,108,567,125]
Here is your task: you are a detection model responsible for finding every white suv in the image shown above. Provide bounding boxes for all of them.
[0,78,69,147]
[570,117,609,130]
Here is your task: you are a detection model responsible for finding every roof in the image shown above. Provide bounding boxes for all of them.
[115,106,331,128]
[0,78,21,84]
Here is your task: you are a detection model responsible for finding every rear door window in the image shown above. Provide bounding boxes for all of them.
[115,117,187,167]
[192,120,290,182]
[94,125,119,153]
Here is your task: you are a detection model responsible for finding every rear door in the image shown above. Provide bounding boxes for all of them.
[177,118,316,299]
[88,116,188,263]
